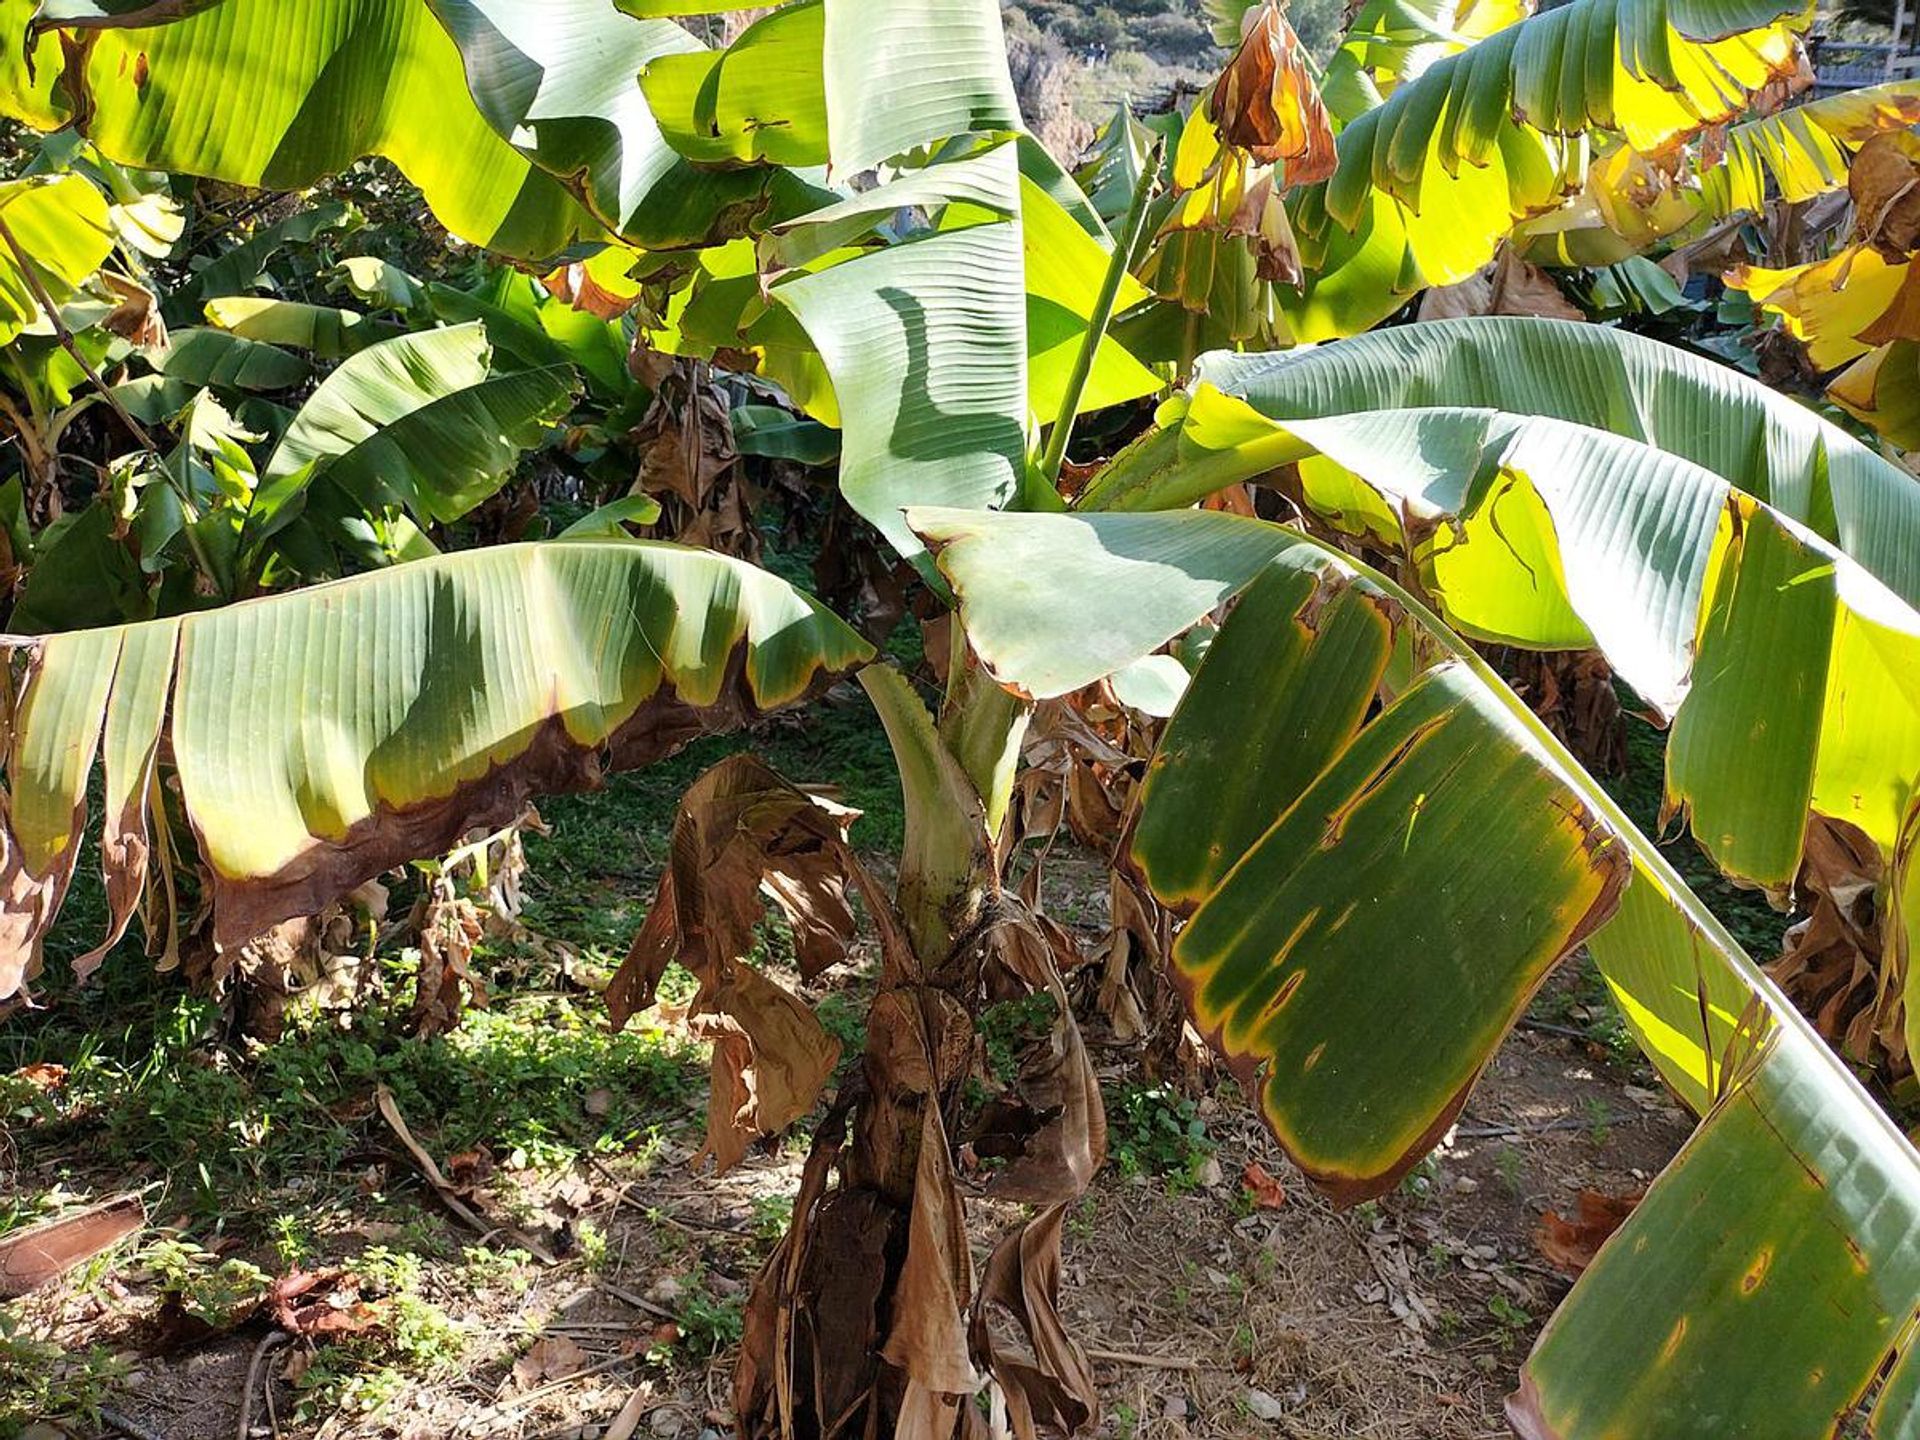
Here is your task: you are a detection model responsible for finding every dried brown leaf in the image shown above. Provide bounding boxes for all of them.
[513,1334,589,1390]
[1209,0,1337,185]
[1536,1188,1643,1275]
[1242,1162,1287,1210]
[969,1207,1098,1440]
[691,959,841,1172]
[607,754,867,1028]
[1418,251,1584,322]
[880,1103,979,1398]
[0,1194,142,1298]
[1852,132,1920,261]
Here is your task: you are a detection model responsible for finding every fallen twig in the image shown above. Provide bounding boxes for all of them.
[1084,1346,1200,1371]
[1453,1114,1628,1140]
[593,1277,679,1323]
[374,1084,557,1263]
[99,1407,170,1440]
[236,1330,290,1440]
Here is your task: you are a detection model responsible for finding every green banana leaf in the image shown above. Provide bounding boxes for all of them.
[0,173,114,345]
[1,0,596,258]
[0,539,872,997]
[912,501,1920,1440]
[1085,317,1920,613]
[263,323,578,530]
[425,0,778,249]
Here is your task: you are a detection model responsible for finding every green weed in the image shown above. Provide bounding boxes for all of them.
[1102,1082,1216,1189]
[0,1309,125,1437]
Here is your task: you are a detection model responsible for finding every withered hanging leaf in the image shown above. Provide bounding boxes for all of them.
[970,903,1106,1204]
[1850,131,1920,262]
[1208,0,1337,186]
[692,958,842,1173]
[0,1194,143,1298]
[607,753,868,1026]
[880,1102,980,1402]
[608,754,887,1173]
[100,271,166,350]
[1768,815,1906,1078]
[411,896,487,1038]
[970,1206,1098,1440]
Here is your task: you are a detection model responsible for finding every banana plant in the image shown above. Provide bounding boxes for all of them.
[2,3,1919,1440]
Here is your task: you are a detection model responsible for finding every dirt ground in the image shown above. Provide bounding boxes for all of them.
[6,946,1690,1440]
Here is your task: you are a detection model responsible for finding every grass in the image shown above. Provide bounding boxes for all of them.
[0,530,914,1432]
[0,973,702,1235]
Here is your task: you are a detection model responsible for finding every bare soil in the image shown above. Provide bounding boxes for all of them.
[11,954,1689,1440]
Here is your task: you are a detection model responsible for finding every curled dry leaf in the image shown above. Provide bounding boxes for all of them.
[629,365,758,560]
[1242,1161,1288,1210]
[1850,131,1920,262]
[445,1147,495,1194]
[513,1334,590,1389]
[1536,1188,1644,1275]
[272,1268,388,1339]
[1210,0,1337,185]
[100,271,166,349]
[970,1206,1098,1440]
[734,1112,896,1436]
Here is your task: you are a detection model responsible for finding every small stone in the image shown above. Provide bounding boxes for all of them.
[645,1275,684,1305]
[1163,1395,1190,1420]
[1454,1174,1479,1194]
[1245,1388,1287,1422]
[650,1411,684,1437]
[1196,1155,1225,1189]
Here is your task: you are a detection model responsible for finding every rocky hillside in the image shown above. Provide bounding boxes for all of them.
[1003,0,1344,158]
